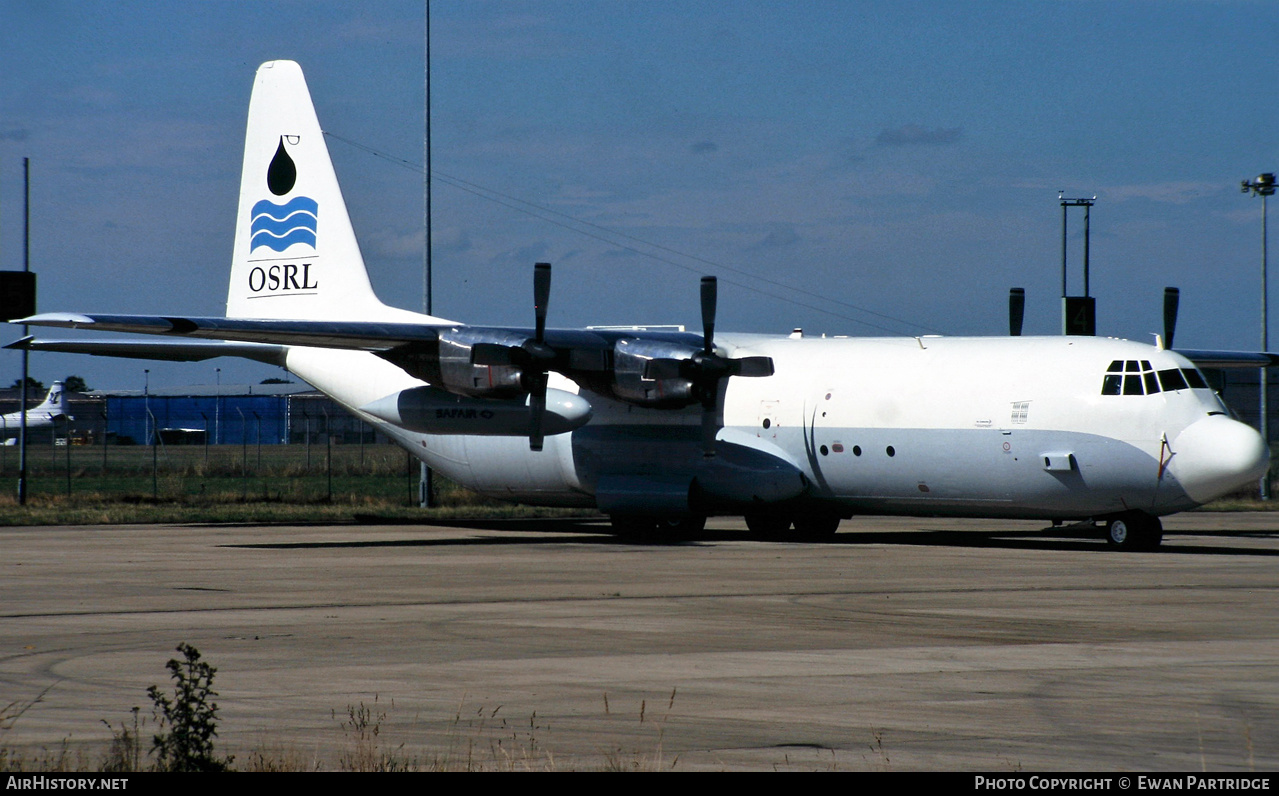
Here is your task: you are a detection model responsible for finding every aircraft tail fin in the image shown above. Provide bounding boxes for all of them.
[228,61,449,324]
[33,381,66,416]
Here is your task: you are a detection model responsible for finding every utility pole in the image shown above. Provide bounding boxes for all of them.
[420,0,436,508]
[18,158,30,505]
[1243,173,1275,500]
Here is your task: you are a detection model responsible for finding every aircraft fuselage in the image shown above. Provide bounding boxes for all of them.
[285,333,1266,523]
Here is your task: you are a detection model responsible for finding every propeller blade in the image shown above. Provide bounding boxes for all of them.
[700,276,717,354]
[701,406,719,458]
[534,262,551,344]
[1163,286,1179,350]
[1009,287,1025,337]
[528,371,547,451]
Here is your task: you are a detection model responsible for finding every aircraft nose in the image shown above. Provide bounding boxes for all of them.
[1172,415,1269,504]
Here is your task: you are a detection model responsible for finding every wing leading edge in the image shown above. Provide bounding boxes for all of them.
[6,336,288,366]
[1175,349,1279,369]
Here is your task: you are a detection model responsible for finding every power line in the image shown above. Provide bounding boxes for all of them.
[323,130,938,335]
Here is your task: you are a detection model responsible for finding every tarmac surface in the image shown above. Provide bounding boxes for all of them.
[2,512,1277,771]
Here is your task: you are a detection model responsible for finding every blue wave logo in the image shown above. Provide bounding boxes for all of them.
[250,196,318,252]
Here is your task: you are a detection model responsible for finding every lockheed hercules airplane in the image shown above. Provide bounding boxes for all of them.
[11,61,1270,549]
[1,381,69,444]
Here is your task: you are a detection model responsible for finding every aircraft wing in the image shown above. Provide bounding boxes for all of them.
[16,312,454,351]
[14,312,702,360]
[6,336,288,366]
[1175,349,1279,369]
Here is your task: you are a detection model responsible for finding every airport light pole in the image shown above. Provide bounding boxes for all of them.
[18,158,30,505]
[1243,173,1275,500]
[420,0,435,509]
[1059,193,1097,336]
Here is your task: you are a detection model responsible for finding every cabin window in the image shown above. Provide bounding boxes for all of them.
[1144,372,1161,394]
[1101,374,1122,395]
[1123,375,1143,395]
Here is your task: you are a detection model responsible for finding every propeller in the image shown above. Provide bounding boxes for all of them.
[1163,286,1179,350]
[471,262,557,450]
[1009,287,1025,337]
[526,262,555,450]
[645,276,774,457]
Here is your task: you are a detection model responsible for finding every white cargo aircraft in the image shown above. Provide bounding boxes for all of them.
[1,381,69,444]
[11,61,1271,549]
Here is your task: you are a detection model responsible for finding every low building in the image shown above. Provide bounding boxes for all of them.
[0,382,389,446]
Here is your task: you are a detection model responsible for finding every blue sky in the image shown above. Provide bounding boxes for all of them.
[1,1,1277,391]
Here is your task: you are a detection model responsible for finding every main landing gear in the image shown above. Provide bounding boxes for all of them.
[1103,511,1163,551]
[609,506,845,542]
[609,514,707,542]
[744,506,842,541]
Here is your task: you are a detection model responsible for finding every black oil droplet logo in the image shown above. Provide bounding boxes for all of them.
[266,136,297,196]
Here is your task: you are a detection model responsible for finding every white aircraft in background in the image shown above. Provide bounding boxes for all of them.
[10,61,1271,550]
[1,381,69,444]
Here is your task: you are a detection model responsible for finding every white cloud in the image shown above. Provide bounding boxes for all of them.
[1104,181,1224,205]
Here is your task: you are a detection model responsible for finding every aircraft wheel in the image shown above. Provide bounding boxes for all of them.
[792,510,842,541]
[745,508,792,540]
[610,514,656,539]
[657,515,707,535]
[611,514,704,542]
[1105,512,1163,551]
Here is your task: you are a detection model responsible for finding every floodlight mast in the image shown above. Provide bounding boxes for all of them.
[1059,193,1097,336]
[1242,173,1275,500]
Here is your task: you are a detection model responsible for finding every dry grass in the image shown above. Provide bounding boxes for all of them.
[0,442,598,526]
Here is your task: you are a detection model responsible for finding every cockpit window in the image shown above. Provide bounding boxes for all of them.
[1158,368,1188,392]
[1103,361,1207,396]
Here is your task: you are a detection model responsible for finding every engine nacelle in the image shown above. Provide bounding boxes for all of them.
[379,328,527,399]
[360,386,592,436]
[610,338,697,408]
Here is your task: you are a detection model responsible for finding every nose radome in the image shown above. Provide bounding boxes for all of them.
[1172,415,1269,504]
